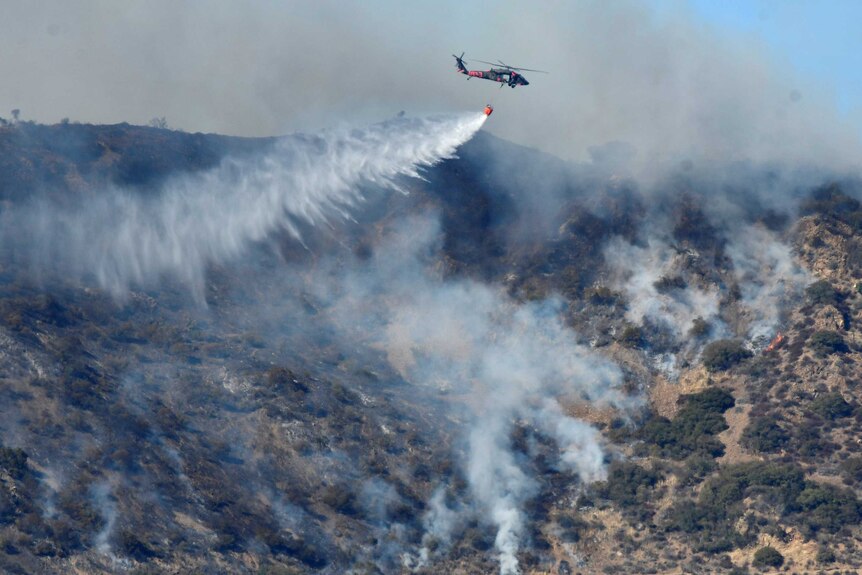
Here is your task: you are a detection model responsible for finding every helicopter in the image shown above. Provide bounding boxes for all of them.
[453,52,547,88]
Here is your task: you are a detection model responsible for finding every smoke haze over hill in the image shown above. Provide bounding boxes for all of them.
[2,1,861,175]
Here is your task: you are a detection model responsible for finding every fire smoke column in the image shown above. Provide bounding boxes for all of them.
[3,112,488,300]
[341,218,630,575]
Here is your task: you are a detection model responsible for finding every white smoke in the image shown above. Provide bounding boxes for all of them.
[603,236,723,337]
[3,113,487,301]
[309,215,630,574]
[411,487,462,568]
[725,224,810,340]
[91,480,118,556]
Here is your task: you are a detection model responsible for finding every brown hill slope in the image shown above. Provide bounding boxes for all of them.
[0,121,860,574]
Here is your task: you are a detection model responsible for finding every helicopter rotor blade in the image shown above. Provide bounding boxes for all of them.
[508,67,549,74]
[474,58,548,73]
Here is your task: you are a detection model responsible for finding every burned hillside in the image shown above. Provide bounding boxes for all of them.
[0,119,861,574]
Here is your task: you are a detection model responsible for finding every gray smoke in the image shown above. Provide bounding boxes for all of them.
[2,2,860,175]
[91,480,118,557]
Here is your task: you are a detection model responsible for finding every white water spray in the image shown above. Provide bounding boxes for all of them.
[7,113,487,300]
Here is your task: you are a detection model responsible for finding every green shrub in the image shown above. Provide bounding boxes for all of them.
[702,340,752,372]
[792,484,862,535]
[740,416,789,454]
[800,184,862,232]
[678,455,717,486]
[118,530,157,561]
[680,387,735,413]
[816,546,836,564]
[641,388,735,459]
[700,462,805,511]
[805,280,839,306]
[266,367,309,394]
[840,456,862,485]
[809,392,853,420]
[808,330,848,357]
[672,198,719,250]
[601,462,660,507]
[752,546,783,569]
[794,423,837,458]
[670,461,862,550]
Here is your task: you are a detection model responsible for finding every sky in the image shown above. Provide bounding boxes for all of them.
[2,0,861,172]
[669,0,862,117]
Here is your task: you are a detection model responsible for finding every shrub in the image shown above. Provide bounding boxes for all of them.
[816,546,836,564]
[752,546,783,569]
[118,530,157,561]
[800,184,862,232]
[672,198,719,250]
[680,387,735,413]
[667,461,862,553]
[794,423,837,458]
[809,392,854,420]
[654,275,686,292]
[678,455,717,486]
[700,462,805,511]
[602,462,660,507]
[585,286,620,306]
[641,388,735,459]
[741,416,789,454]
[667,463,799,547]
[840,456,862,485]
[808,331,848,357]
[702,340,752,372]
[0,447,28,480]
[266,367,309,393]
[805,280,839,306]
[688,317,711,339]
[321,485,358,516]
[792,484,862,535]
[618,324,644,349]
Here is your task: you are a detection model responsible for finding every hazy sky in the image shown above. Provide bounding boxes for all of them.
[3,0,861,170]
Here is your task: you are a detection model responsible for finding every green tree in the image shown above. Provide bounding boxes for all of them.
[808,331,848,357]
[752,546,783,569]
[702,340,752,372]
[741,416,788,454]
[805,280,838,306]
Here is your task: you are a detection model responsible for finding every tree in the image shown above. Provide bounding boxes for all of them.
[752,546,783,569]
[809,392,854,420]
[702,340,752,372]
[816,546,836,564]
[148,116,168,129]
[808,331,848,357]
[10,109,19,122]
[618,324,644,348]
[741,416,789,453]
[805,280,838,306]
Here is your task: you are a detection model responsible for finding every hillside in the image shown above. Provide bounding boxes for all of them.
[0,120,861,574]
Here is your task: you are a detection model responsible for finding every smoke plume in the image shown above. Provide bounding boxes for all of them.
[304,215,631,573]
[1,113,486,300]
